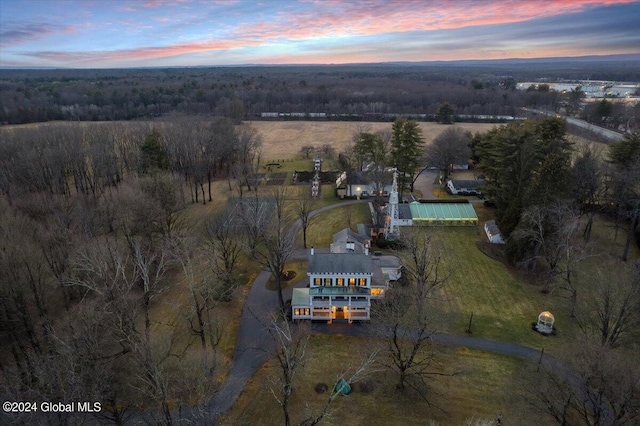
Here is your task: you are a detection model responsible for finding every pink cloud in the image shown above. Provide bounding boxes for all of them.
[233,0,638,42]
[22,38,263,65]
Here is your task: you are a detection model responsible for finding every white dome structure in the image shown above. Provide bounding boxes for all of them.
[536,311,555,335]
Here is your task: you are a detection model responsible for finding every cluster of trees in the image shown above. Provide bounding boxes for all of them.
[0,65,567,125]
[0,116,287,423]
[0,117,263,205]
[0,174,230,424]
[475,118,640,264]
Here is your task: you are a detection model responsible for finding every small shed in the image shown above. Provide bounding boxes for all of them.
[484,220,505,244]
[536,311,555,335]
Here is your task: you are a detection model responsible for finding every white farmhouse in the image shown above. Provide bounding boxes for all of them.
[291,249,373,322]
[291,229,401,322]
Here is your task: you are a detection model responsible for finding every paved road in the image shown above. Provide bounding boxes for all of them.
[523,108,624,142]
[412,169,440,200]
[205,199,563,424]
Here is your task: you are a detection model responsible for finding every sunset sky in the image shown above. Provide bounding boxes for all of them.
[1,0,639,68]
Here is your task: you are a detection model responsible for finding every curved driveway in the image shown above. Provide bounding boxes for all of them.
[207,199,558,422]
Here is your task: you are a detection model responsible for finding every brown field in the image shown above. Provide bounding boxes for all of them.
[248,121,499,161]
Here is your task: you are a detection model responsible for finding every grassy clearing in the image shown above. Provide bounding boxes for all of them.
[249,121,498,161]
[429,210,639,351]
[301,202,372,248]
[425,227,567,350]
[224,335,538,426]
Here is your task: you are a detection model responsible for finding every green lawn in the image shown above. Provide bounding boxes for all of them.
[224,335,539,426]
[430,227,576,350]
[301,202,372,248]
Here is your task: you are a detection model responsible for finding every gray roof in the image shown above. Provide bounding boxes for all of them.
[346,171,368,185]
[332,228,369,253]
[333,228,368,244]
[450,180,485,190]
[484,219,502,235]
[308,253,373,274]
[399,204,412,220]
[372,255,402,269]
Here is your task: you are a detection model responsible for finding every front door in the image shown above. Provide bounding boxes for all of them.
[335,307,345,320]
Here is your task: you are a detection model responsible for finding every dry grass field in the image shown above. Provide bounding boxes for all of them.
[249,121,499,161]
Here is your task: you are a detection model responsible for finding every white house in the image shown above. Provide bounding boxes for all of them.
[292,250,373,322]
[336,171,393,198]
[446,179,485,195]
[484,220,505,244]
[292,229,401,321]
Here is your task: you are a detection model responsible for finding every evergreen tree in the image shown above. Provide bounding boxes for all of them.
[476,117,572,238]
[139,130,169,175]
[391,118,424,199]
[435,102,455,124]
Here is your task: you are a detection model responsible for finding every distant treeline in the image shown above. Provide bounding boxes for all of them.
[1,63,638,130]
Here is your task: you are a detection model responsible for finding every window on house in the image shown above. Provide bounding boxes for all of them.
[324,278,332,286]
[359,278,367,286]
[348,277,356,286]
[337,278,344,286]
[294,308,300,315]
[314,277,321,286]
[304,308,310,315]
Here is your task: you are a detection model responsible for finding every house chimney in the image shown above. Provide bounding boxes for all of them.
[311,246,314,256]
[364,241,370,256]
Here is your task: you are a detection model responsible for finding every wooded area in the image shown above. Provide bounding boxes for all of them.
[1,63,638,130]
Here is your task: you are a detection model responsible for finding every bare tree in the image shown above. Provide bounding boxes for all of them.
[257,188,296,311]
[169,231,225,379]
[511,203,581,294]
[267,317,309,426]
[295,187,316,249]
[238,191,273,259]
[571,144,606,242]
[267,316,377,426]
[296,350,377,426]
[576,262,640,348]
[425,126,471,180]
[299,145,316,159]
[523,336,640,425]
[373,229,451,403]
[205,211,244,296]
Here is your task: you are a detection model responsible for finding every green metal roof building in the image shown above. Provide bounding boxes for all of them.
[408,201,478,226]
